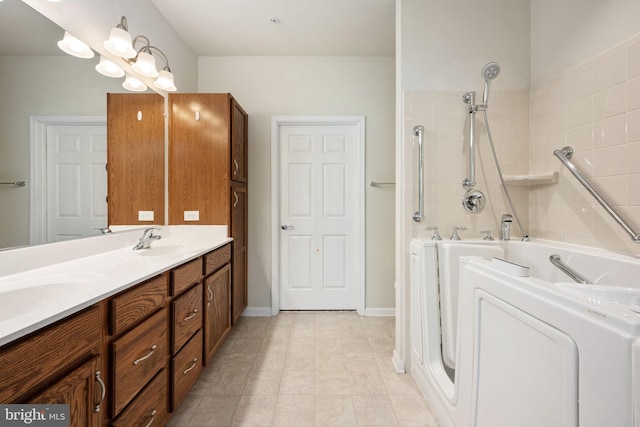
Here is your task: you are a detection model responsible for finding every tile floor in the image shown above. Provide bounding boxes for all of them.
[167,311,440,427]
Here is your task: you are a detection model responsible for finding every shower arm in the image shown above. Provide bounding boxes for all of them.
[412,125,425,222]
[554,146,640,243]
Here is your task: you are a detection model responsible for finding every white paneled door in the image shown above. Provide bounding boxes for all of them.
[276,117,364,311]
[46,124,108,242]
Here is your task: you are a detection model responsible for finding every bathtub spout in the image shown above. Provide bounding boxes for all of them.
[500,214,513,240]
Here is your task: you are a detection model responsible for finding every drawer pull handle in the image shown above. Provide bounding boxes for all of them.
[207,286,213,306]
[233,191,239,208]
[133,345,157,365]
[184,309,198,322]
[183,358,198,375]
[143,409,157,427]
[233,159,239,176]
[94,370,106,413]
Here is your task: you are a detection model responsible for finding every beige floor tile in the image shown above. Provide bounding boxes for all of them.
[187,396,240,426]
[283,352,315,371]
[316,369,351,395]
[279,370,315,395]
[231,395,278,426]
[244,370,282,395]
[169,312,439,427]
[389,395,439,426]
[353,395,399,426]
[272,395,315,427]
[315,395,357,426]
[348,369,388,395]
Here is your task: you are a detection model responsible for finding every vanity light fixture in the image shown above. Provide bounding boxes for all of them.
[95,56,125,78]
[57,31,94,59]
[102,16,177,92]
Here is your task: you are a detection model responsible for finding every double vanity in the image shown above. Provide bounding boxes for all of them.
[0,225,236,426]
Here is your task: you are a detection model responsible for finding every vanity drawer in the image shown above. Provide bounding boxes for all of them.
[204,244,231,277]
[109,273,168,336]
[171,257,203,296]
[171,283,203,355]
[111,369,168,427]
[171,329,203,411]
[0,305,101,402]
[111,309,167,417]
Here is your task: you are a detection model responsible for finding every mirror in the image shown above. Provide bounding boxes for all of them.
[0,0,134,250]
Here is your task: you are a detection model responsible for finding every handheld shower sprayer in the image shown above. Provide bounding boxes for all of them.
[480,62,500,106]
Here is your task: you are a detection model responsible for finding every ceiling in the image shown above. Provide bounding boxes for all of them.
[0,0,395,57]
[150,0,396,57]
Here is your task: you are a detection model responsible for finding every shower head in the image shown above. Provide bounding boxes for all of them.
[481,62,500,106]
[481,62,500,81]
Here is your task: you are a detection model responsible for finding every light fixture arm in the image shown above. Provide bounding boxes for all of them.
[147,46,172,72]
[116,16,129,32]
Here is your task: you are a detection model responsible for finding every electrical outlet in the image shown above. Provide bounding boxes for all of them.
[138,211,154,221]
[184,210,199,221]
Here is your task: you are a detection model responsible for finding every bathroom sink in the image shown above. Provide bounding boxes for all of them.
[135,244,187,257]
[0,273,107,322]
[556,282,640,310]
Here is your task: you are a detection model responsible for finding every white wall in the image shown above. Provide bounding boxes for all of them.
[531,0,640,84]
[198,56,395,313]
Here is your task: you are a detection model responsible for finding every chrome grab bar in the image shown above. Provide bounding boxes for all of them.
[0,181,26,186]
[412,125,425,222]
[549,254,591,284]
[462,91,477,189]
[554,146,640,243]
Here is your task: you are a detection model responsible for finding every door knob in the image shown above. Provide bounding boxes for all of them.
[281,225,295,230]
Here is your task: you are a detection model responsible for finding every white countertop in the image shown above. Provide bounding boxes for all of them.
[0,226,232,347]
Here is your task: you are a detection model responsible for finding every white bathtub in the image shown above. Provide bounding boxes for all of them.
[410,238,640,427]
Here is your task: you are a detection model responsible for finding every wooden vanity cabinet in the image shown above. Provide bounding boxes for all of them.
[169,257,204,411]
[107,272,169,424]
[107,93,165,226]
[0,305,104,427]
[203,243,232,364]
[169,93,248,323]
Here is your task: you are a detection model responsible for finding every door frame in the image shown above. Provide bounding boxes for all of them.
[270,115,366,316]
[29,115,106,245]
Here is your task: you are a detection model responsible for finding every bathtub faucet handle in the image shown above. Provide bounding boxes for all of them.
[480,230,494,241]
[450,226,467,240]
[425,226,442,240]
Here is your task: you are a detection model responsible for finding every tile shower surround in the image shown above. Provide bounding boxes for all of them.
[406,31,640,257]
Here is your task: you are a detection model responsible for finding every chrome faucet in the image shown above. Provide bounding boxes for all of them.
[450,226,466,241]
[133,228,161,250]
[500,214,513,240]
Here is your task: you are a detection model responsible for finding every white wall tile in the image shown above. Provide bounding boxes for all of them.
[594,82,627,120]
[594,114,627,148]
[594,50,627,92]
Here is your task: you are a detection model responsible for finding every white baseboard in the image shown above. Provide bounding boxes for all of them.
[241,306,273,317]
[392,350,406,373]
[364,307,395,317]
[241,307,395,317]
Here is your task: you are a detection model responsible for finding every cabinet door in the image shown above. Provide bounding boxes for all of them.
[204,264,231,364]
[231,98,248,183]
[107,93,165,225]
[231,182,247,323]
[168,93,230,225]
[30,356,103,427]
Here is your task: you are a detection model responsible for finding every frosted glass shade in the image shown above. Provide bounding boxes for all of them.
[122,74,147,92]
[132,51,158,77]
[103,27,136,58]
[153,69,177,92]
[95,56,125,78]
[57,31,94,59]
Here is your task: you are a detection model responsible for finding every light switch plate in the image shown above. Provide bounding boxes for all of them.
[184,210,200,221]
[138,210,154,221]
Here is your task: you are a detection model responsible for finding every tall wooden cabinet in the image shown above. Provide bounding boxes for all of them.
[107,93,165,225]
[169,93,248,323]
